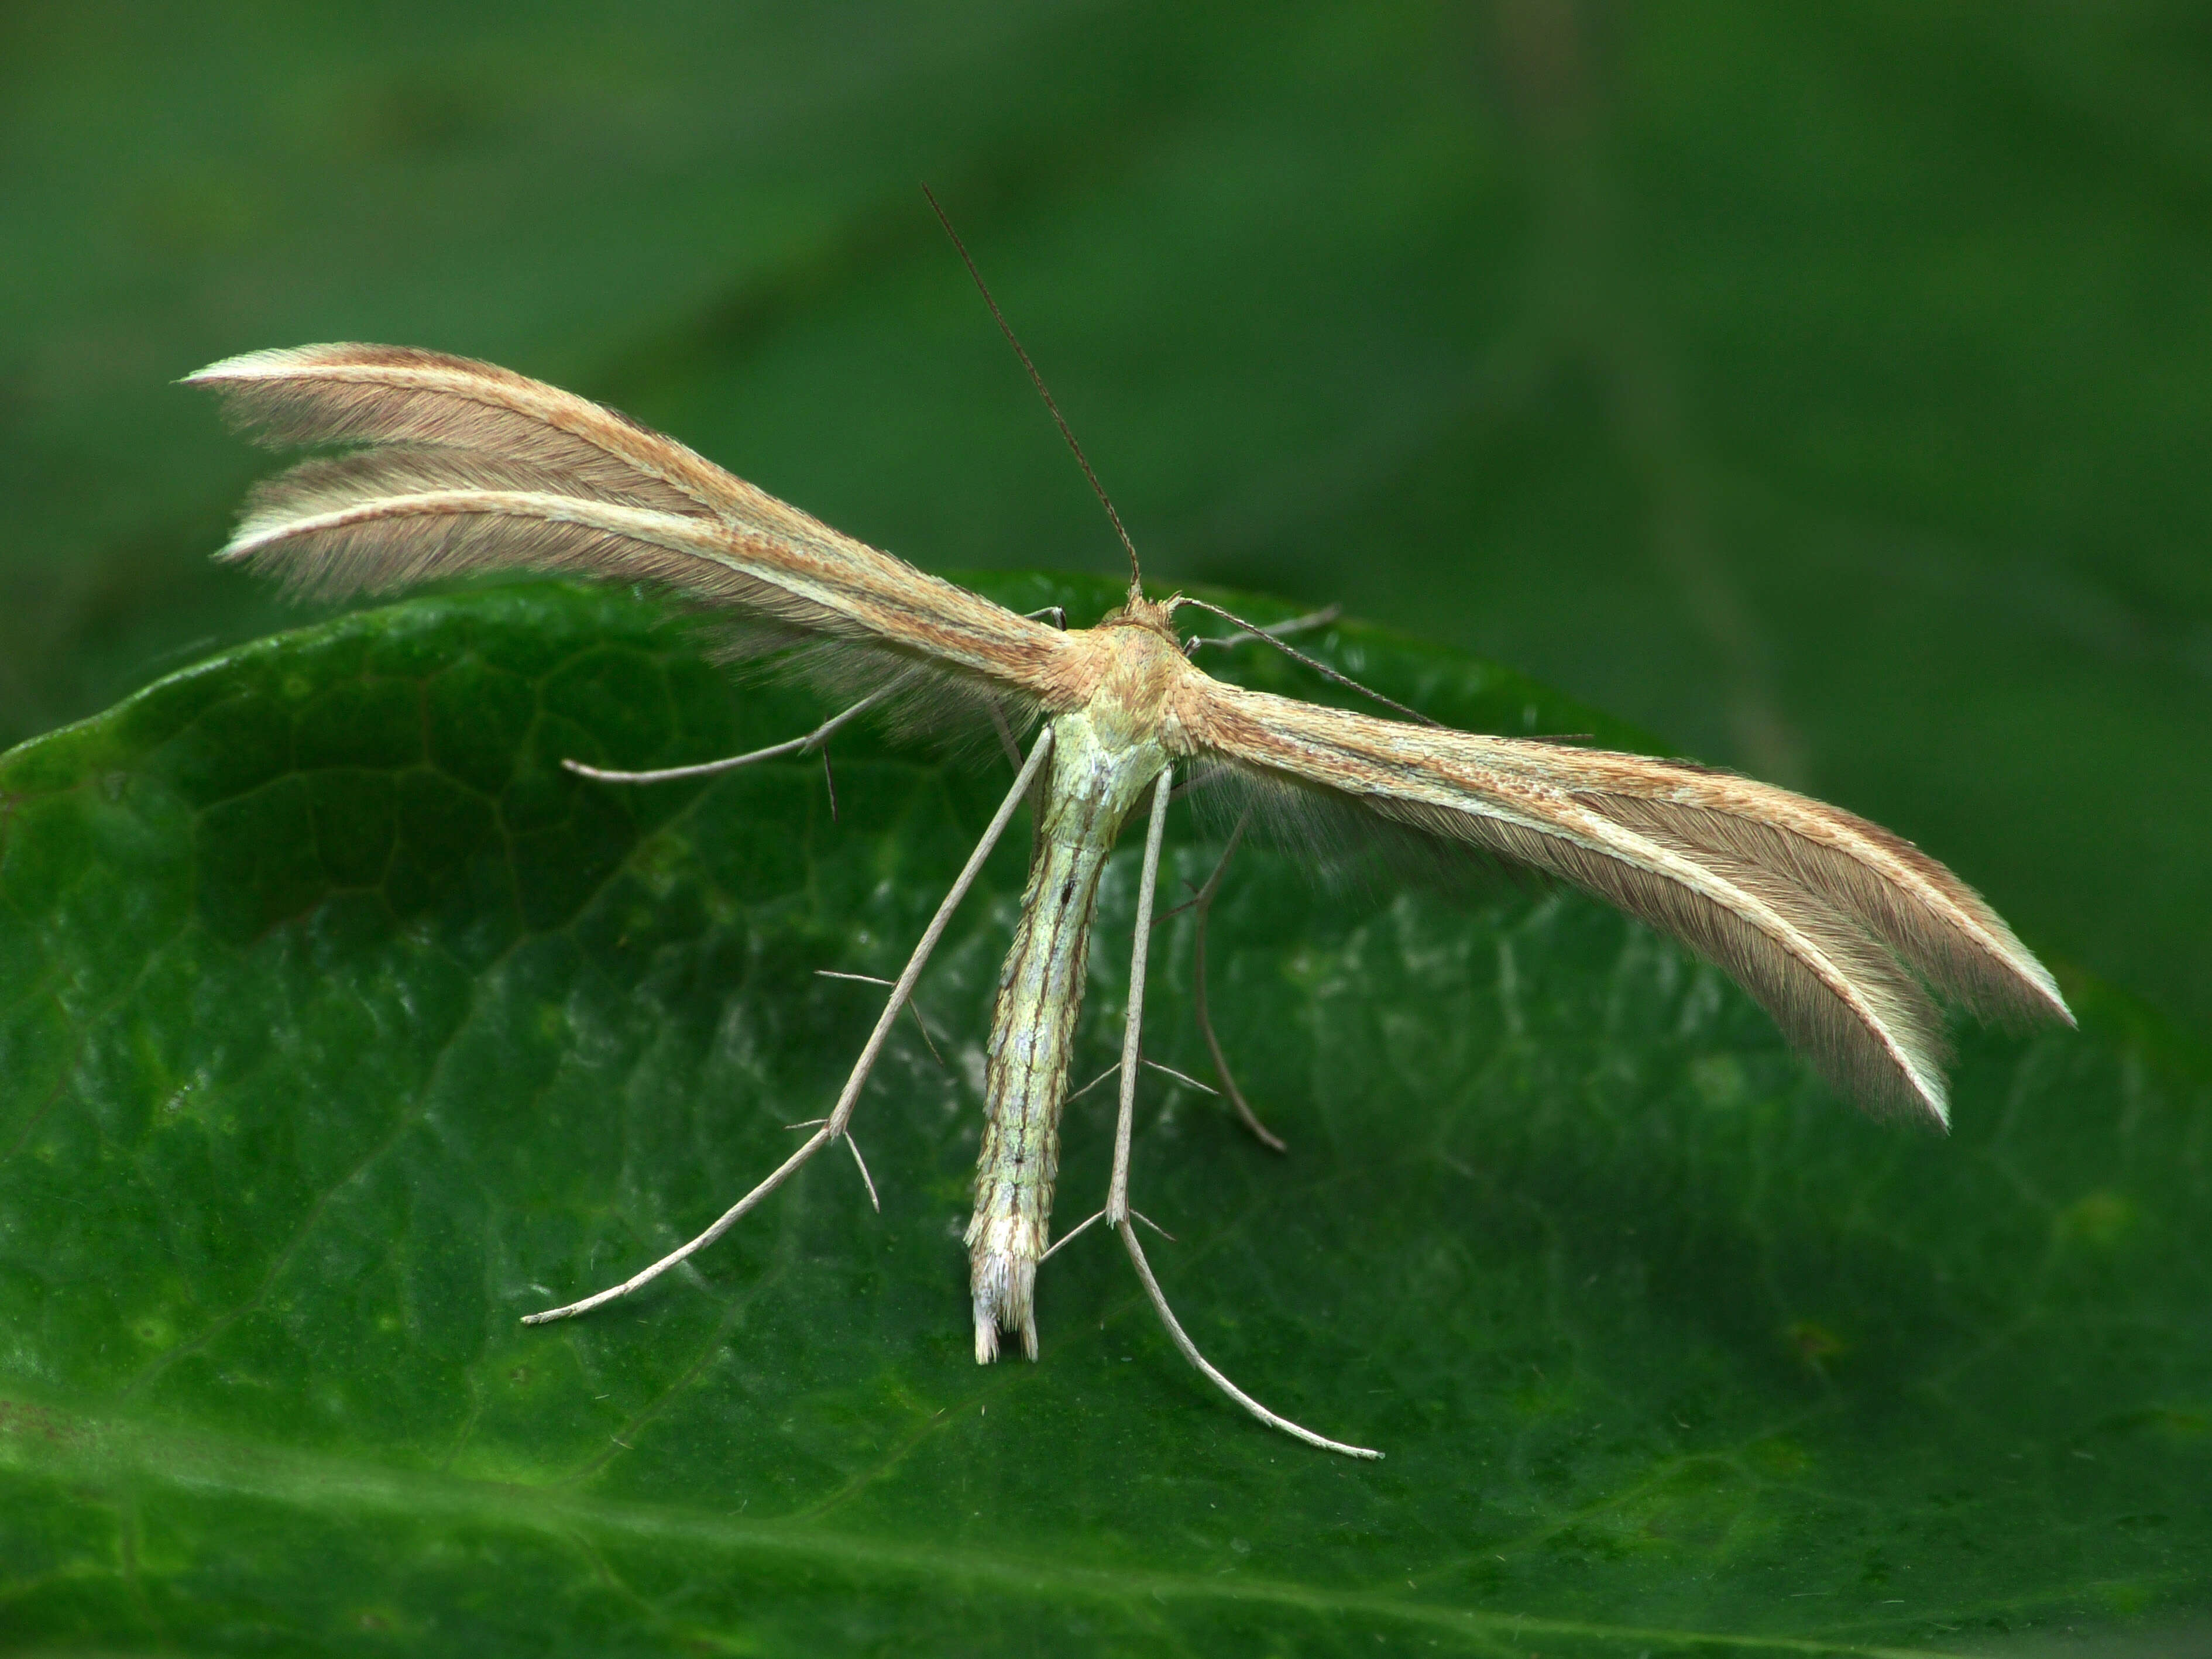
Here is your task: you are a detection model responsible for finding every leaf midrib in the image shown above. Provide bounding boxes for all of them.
[0,1392,2045,1657]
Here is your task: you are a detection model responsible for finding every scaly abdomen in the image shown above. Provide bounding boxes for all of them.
[966,706,1166,1363]
[966,832,1109,1361]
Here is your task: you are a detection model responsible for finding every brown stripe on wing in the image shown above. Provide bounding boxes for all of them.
[190,345,1083,705]
[1184,676,2070,1122]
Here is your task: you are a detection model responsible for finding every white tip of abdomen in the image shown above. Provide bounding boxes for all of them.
[969,1240,1040,1364]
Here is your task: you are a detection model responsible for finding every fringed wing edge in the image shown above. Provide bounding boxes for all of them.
[1187,679,2072,1125]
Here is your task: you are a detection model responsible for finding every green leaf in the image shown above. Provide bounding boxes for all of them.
[11,2,2212,1042]
[1,578,2204,1655]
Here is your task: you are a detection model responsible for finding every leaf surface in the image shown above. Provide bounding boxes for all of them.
[1,578,2204,1655]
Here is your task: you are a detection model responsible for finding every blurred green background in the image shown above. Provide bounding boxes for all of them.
[3,0,2207,1034]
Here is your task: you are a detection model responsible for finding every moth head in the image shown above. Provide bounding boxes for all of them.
[1095,592,1182,645]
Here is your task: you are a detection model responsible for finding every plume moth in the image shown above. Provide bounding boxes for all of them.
[188,332,2069,1458]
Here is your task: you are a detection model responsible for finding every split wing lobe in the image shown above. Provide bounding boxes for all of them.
[1187,679,2072,1126]
[187,344,1077,705]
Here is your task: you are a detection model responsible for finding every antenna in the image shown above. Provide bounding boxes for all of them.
[922,185,1144,597]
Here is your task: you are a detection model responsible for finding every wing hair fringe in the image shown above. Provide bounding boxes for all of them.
[187,344,1072,731]
[1215,756,1957,1122]
[193,343,836,544]
[1191,691,2071,1123]
[1595,794,2058,1027]
[1372,792,1953,1121]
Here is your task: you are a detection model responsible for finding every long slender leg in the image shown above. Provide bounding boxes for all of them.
[563,688,888,785]
[1180,603,1341,655]
[523,727,1057,1326]
[1103,770,1380,1459]
[1115,1219,1380,1459]
[823,726,1053,1142]
[1174,595,1434,728]
[1186,808,1286,1153]
[1106,768,1173,1231]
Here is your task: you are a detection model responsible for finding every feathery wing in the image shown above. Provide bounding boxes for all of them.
[1187,679,2071,1125]
[186,344,1078,706]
